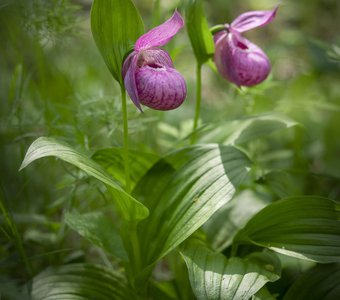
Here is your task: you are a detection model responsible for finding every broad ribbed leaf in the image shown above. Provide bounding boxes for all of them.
[189,115,298,145]
[180,239,280,300]
[283,263,340,300]
[92,148,159,188]
[30,263,136,300]
[65,211,128,261]
[134,144,251,269]
[20,137,149,221]
[204,190,268,251]
[91,0,144,83]
[234,196,340,263]
[186,0,215,64]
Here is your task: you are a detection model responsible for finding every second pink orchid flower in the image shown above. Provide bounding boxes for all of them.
[214,7,278,87]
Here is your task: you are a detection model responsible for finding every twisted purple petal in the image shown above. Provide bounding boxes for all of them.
[214,30,271,86]
[134,11,184,51]
[136,49,173,68]
[135,65,186,110]
[231,6,278,33]
[123,52,142,111]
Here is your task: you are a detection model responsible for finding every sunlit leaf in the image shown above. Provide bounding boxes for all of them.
[92,148,159,188]
[189,115,299,145]
[283,263,340,300]
[204,190,268,251]
[91,0,144,83]
[180,239,281,300]
[20,137,149,221]
[186,0,215,64]
[134,144,251,270]
[234,196,340,263]
[29,263,136,299]
[65,210,128,261]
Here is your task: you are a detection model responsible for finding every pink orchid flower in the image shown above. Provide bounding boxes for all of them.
[214,7,278,87]
[122,11,187,111]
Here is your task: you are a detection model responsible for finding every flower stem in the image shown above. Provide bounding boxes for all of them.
[210,24,227,34]
[191,62,202,145]
[120,84,131,193]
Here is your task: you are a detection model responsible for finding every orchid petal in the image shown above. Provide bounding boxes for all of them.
[135,65,186,111]
[213,30,228,44]
[214,31,271,86]
[230,6,278,33]
[136,49,173,68]
[123,53,143,111]
[134,10,184,51]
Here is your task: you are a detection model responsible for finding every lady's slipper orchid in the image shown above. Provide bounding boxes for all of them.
[122,11,186,111]
[214,7,278,87]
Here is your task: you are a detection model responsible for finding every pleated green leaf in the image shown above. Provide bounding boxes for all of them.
[204,190,268,251]
[30,263,136,300]
[134,144,251,269]
[234,196,340,263]
[180,239,280,300]
[189,115,298,145]
[186,0,215,64]
[20,137,149,221]
[92,148,159,189]
[91,0,144,83]
[65,210,128,261]
[283,263,340,300]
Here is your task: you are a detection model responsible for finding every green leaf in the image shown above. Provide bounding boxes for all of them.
[65,210,128,261]
[29,263,136,300]
[180,239,281,300]
[204,190,268,251]
[263,171,302,198]
[135,144,251,269]
[19,137,149,222]
[233,196,340,263]
[91,0,144,83]
[190,115,299,145]
[283,263,340,300]
[253,287,276,300]
[92,148,159,189]
[185,0,215,64]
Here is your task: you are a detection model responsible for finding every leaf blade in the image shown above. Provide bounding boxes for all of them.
[20,137,149,222]
[186,0,215,64]
[135,144,251,269]
[65,210,128,261]
[30,263,136,300]
[234,196,340,263]
[283,263,340,300]
[91,0,144,83]
[180,239,280,300]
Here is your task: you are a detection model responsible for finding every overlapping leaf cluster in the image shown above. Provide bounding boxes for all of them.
[8,0,340,299]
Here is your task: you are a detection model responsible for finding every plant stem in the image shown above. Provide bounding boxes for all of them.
[191,62,202,145]
[0,188,33,276]
[120,84,131,193]
[210,24,227,34]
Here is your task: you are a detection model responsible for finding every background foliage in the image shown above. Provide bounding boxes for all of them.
[1,0,340,299]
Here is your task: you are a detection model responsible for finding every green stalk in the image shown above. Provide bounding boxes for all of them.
[210,24,227,34]
[0,189,33,276]
[120,84,131,193]
[191,62,202,145]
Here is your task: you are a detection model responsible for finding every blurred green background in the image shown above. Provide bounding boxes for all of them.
[1,0,339,296]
